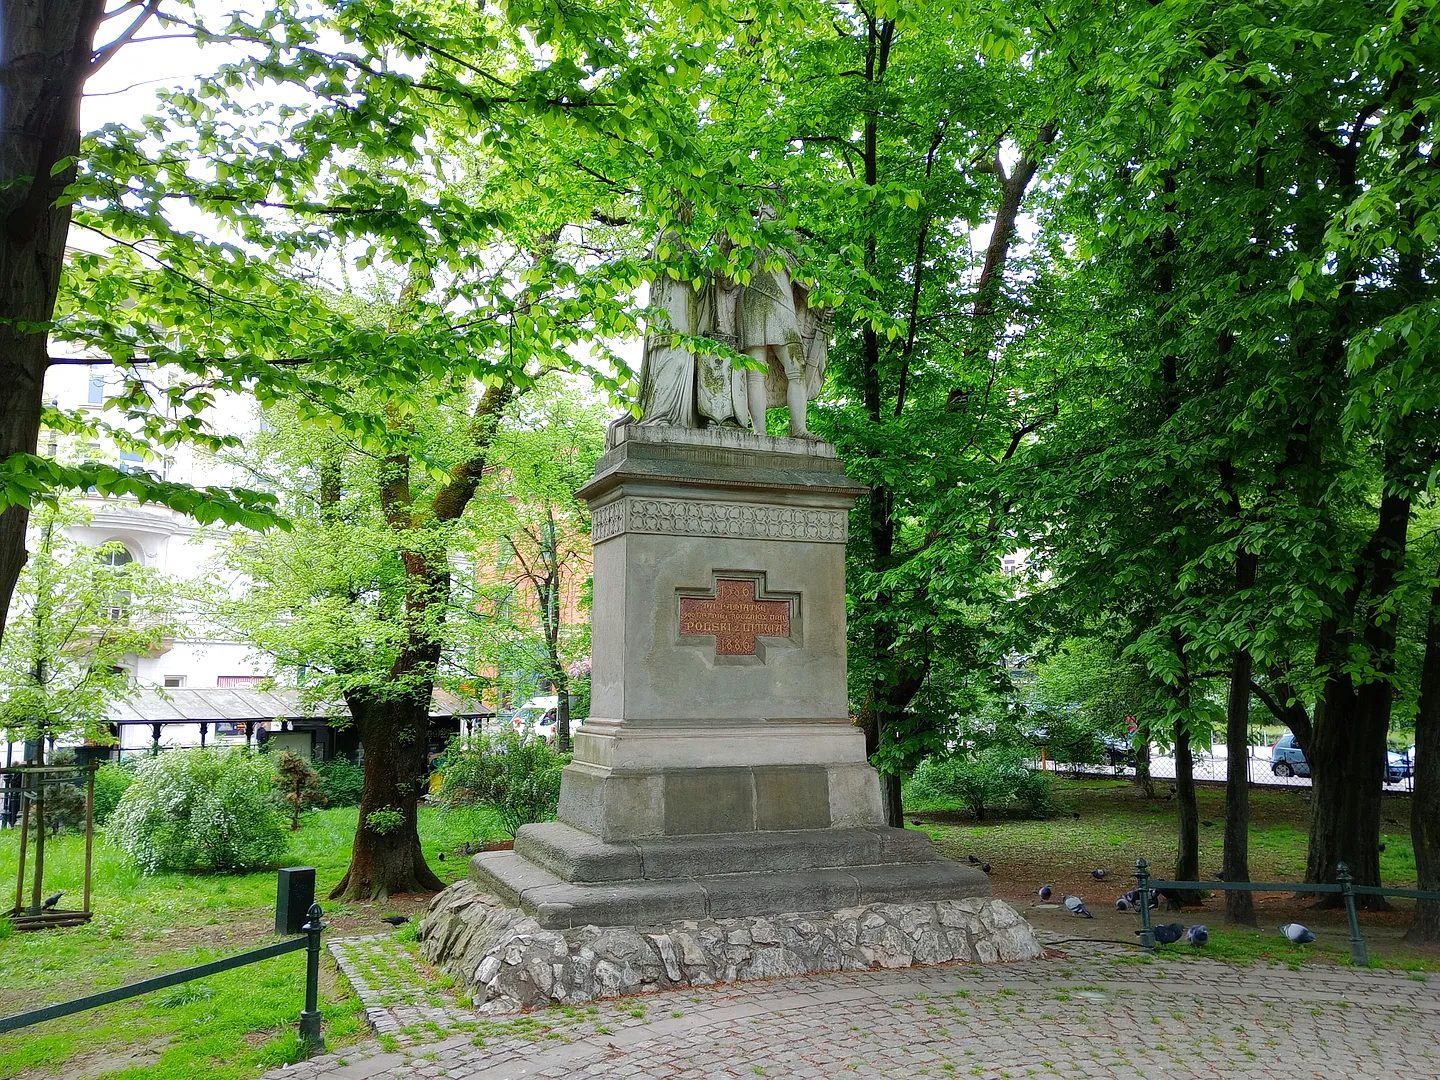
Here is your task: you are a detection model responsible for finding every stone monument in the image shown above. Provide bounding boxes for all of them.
[464,235,988,932]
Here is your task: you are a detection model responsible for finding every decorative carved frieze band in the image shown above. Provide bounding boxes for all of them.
[591,497,848,543]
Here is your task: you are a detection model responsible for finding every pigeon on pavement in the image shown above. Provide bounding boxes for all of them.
[980,863,991,875]
[1279,922,1316,943]
[1186,925,1209,946]
[1142,923,1186,945]
[381,915,410,926]
[1063,894,1093,919]
[1091,869,1107,880]
[437,851,445,861]
[1115,895,1133,912]
[1038,885,1053,902]
[968,854,981,865]
[909,818,924,826]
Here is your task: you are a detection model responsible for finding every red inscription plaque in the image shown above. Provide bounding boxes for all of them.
[679,578,791,656]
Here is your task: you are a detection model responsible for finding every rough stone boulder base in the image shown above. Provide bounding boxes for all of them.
[418,881,1044,1012]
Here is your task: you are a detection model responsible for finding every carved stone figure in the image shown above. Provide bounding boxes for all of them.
[634,220,829,439]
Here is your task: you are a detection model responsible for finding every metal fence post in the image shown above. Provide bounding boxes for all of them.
[1336,863,1370,967]
[299,902,325,1055]
[1135,858,1155,952]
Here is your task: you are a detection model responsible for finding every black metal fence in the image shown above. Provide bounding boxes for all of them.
[1132,858,1440,965]
[0,902,326,1052]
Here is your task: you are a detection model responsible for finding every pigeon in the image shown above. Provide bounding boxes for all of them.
[437,851,445,861]
[1071,811,1081,820]
[1091,869,1107,880]
[968,854,981,865]
[1201,820,1216,828]
[1186,925,1209,946]
[1278,922,1316,944]
[41,890,63,911]
[1386,817,1399,825]
[1117,888,1158,911]
[1038,885,1053,902]
[910,818,923,826]
[1212,872,1225,881]
[1143,922,1186,945]
[463,841,473,856]
[381,915,410,926]
[980,863,991,875]
[1378,843,1386,853]
[1062,894,1093,919]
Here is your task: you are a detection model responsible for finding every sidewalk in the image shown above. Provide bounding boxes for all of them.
[265,931,1439,1080]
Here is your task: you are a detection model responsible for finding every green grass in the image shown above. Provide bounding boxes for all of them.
[0,804,504,1080]
[910,777,1419,888]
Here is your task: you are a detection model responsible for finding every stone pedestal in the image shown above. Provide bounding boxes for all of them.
[470,424,987,928]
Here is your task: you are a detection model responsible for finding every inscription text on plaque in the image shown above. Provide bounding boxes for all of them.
[679,578,792,656]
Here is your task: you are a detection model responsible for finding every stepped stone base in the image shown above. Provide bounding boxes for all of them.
[417,879,1044,1012]
[468,821,989,930]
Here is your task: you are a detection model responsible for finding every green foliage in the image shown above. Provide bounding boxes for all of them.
[92,761,135,826]
[909,749,1051,821]
[315,758,365,807]
[0,503,182,746]
[274,751,328,830]
[437,730,568,836]
[108,748,290,874]
[364,808,404,836]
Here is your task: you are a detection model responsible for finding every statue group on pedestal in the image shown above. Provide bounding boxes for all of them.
[635,225,831,439]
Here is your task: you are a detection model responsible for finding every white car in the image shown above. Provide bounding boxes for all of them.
[510,696,559,743]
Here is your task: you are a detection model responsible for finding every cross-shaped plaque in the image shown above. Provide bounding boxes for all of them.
[679,578,792,656]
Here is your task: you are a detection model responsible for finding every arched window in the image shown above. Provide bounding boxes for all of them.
[103,545,134,568]
[101,543,134,621]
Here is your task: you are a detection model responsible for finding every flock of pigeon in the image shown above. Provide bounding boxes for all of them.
[1031,872,1318,947]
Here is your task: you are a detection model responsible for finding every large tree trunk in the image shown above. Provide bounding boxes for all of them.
[1223,550,1258,923]
[331,688,445,901]
[1407,578,1440,942]
[1306,490,1409,903]
[1172,717,1201,902]
[0,0,106,644]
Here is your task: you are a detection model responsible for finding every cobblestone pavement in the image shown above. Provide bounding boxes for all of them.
[278,932,1440,1080]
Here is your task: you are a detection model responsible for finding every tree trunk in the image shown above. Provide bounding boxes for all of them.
[1223,550,1258,924]
[0,0,106,644]
[1173,717,1200,902]
[331,690,445,900]
[1132,718,1155,798]
[1306,490,1409,903]
[554,665,572,753]
[1407,578,1440,942]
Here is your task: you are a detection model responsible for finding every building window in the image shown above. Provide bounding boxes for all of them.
[217,675,266,688]
[119,450,144,475]
[87,367,106,405]
[163,675,185,688]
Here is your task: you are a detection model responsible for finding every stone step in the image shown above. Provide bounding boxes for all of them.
[469,845,989,930]
[513,820,940,884]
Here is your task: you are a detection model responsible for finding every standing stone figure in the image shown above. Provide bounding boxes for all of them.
[635,223,829,438]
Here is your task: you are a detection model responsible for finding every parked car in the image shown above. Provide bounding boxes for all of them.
[510,696,559,743]
[1271,733,1408,783]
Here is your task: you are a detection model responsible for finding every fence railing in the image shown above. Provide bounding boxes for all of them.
[0,902,326,1052]
[1133,858,1440,966]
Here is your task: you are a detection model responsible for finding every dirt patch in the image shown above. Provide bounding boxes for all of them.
[16,1036,173,1080]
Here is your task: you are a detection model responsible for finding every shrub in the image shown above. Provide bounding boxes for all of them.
[108,747,290,873]
[1012,767,1056,818]
[274,751,327,830]
[315,757,364,807]
[92,762,135,825]
[909,748,1051,821]
[437,730,568,835]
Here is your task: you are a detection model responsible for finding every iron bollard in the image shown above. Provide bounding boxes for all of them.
[299,902,325,1054]
[1336,863,1370,967]
[1135,858,1155,952]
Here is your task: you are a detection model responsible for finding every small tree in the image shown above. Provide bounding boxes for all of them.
[274,751,328,830]
[0,503,181,753]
